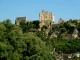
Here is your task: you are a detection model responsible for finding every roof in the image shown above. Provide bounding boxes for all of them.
[62,54,72,57]
[16,17,26,20]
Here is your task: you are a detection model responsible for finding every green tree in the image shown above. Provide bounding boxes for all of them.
[0,19,56,60]
[21,33,55,60]
[63,22,71,30]
[60,28,66,33]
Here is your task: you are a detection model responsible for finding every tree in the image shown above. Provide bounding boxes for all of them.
[21,33,55,60]
[68,26,75,34]
[60,28,66,33]
[41,25,48,31]
[0,19,56,60]
[0,23,6,40]
[63,22,71,30]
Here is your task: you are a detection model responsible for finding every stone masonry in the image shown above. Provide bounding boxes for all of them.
[39,10,55,28]
[15,17,28,25]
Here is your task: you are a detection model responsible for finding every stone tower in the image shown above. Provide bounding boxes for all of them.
[15,17,28,25]
[39,10,54,28]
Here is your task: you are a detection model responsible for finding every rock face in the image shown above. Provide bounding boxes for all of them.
[72,29,78,39]
[50,33,57,38]
[39,10,55,28]
[72,34,78,38]
[15,17,28,25]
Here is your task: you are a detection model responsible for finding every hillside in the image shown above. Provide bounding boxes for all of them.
[19,19,80,39]
[0,19,80,60]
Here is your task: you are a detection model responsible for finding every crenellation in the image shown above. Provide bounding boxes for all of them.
[15,10,54,28]
[39,10,55,28]
[14,10,80,39]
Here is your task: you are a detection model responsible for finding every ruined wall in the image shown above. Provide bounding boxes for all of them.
[15,17,28,25]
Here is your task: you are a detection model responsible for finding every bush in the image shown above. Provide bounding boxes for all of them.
[61,28,66,33]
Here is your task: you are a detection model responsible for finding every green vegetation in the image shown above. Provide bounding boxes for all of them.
[54,38,80,53]
[20,21,39,33]
[0,19,80,60]
[0,19,55,60]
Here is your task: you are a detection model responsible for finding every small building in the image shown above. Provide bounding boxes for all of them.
[54,52,72,60]
[61,54,72,59]
[15,17,28,25]
[75,52,80,57]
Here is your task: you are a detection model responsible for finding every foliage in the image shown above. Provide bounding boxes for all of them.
[20,21,39,33]
[1,19,80,60]
[68,26,75,34]
[0,19,55,60]
[41,25,48,31]
[54,39,80,53]
[60,28,66,33]
[63,22,71,30]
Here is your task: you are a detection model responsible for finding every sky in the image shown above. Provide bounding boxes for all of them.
[0,0,80,24]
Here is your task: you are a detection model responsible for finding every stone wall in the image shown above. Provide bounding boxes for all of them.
[15,17,28,25]
[39,10,55,28]
[58,18,66,24]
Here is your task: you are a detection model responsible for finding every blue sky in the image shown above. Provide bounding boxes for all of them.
[0,0,80,24]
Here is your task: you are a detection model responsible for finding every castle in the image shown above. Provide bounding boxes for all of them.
[39,10,54,28]
[15,10,55,27]
[15,10,80,39]
[15,17,28,25]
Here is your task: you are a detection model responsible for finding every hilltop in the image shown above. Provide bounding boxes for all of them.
[15,10,80,39]
[0,10,80,60]
[0,18,80,60]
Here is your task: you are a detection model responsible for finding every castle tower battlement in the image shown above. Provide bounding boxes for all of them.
[39,10,55,28]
